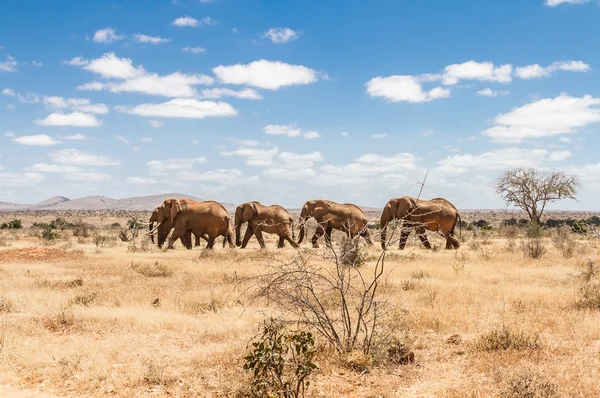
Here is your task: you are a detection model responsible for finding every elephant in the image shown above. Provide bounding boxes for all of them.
[149,205,202,249]
[148,198,234,250]
[297,200,374,248]
[379,196,462,250]
[234,201,298,249]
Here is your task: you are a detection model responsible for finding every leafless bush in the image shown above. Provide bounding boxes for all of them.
[247,245,391,356]
[337,235,367,268]
[42,307,75,333]
[131,261,173,278]
[520,238,546,259]
[502,367,557,398]
[410,270,430,280]
[0,296,13,313]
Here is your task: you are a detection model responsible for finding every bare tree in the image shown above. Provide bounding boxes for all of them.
[496,168,579,225]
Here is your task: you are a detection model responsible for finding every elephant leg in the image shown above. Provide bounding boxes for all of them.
[311,225,325,248]
[254,229,266,249]
[182,230,192,249]
[324,225,333,247]
[445,233,460,250]
[205,236,216,250]
[277,236,285,249]
[416,226,432,249]
[241,226,254,249]
[360,228,374,246]
[169,230,189,250]
[399,227,412,250]
[285,233,299,249]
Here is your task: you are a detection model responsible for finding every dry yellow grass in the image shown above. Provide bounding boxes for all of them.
[0,211,600,397]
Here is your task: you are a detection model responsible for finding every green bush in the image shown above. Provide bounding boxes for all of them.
[243,318,319,398]
[0,219,22,230]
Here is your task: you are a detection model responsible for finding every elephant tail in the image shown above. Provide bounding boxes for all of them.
[225,228,235,248]
[290,217,296,240]
[456,212,462,240]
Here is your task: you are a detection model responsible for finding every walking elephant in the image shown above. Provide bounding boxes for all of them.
[148,199,234,250]
[149,205,201,249]
[234,201,298,249]
[380,196,461,250]
[297,200,373,248]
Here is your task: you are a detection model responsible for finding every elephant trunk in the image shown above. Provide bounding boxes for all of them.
[234,217,242,247]
[380,212,391,250]
[297,216,307,244]
[149,222,155,244]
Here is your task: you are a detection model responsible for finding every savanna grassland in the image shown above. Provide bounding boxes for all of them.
[1,211,600,397]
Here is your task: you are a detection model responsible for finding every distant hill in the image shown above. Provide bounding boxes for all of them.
[0,193,236,212]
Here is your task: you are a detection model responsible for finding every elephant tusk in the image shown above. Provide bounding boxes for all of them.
[147,221,162,236]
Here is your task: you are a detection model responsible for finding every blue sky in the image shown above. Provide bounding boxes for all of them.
[1,0,600,209]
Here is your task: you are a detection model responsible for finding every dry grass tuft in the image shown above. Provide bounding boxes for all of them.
[42,308,75,333]
[474,326,541,352]
[502,367,558,398]
[410,270,430,280]
[131,261,173,278]
[0,296,13,313]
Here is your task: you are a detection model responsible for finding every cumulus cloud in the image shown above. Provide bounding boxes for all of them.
[221,146,279,166]
[481,93,600,143]
[172,16,217,27]
[17,93,40,104]
[182,46,206,54]
[93,28,123,43]
[12,134,62,146]
[515,61,590,79]
[442,61,513,85]
[366,75,450,103]
[477,88,509,97]
[545,0,589,6]
[304,131,321,139]
[370,133,388,139]
[0,55,17,72]
[133,34,170,44]
[43,96,109,114]
[263,124,321,139]
[35,112,101,127]
[115,98,237,119]
[262,27,302,44]
[149,120,164,128]
[200,88,262,100]
[213,60,320,90]
[50,149,120,166]
[0,172,45,187]
[60,134,87,141]
[70,52,214,97]
[126,177,159,184]
[147,157,207,173]
[1,88,15,97]
[438,147,572,172]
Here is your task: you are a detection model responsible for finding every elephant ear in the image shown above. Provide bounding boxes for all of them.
[242,202,257,222]
[313,201,331,220]
[170,199,181,222]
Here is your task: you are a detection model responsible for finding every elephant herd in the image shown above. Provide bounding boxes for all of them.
[147,196,462,251]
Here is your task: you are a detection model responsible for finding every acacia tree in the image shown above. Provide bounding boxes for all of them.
[496,168,579,225]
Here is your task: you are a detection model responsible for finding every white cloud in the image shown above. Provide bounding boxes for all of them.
[141,137,154,142]
[515,61,590,79]
[12,134,61,146]
[0,172,45,187]
[264,124,301,137]
[370,133,388,139]
[559,137,571,143]
[60,134,87,140]
[64,56,88,67]
[2,88,15,97]
[200,88,262,100]
[28,163,112,181]
[71,52,214,97]
[35,112,101,127]
[17,93,40,104]
[147,157,207,173]
[262,27,302,44]
[115,98,237,119]
[213,60,320,90]
[442,61,513,85]
[93,28,123,43]
[201,17,218,25]
[482,93,600,143]
[304,131,320,139]
[201,88,262,100]
[127,177,158,184]
[438,147,572,172]
[182,46,206,54]
[477,88,509,97]
[221,146,279,166]
[229,138,269,147]
[278,151,324,167]
[43,96,109,114]
[115,135,129,145]
[545,0,588,6]
[4,132,15,138]
[0,55,17,72]
[133,34,170,44]
[50,149,120,166]
[172,16,199,27]
[366,75,450,103]
[149,120,164,128]
[340,132,349,137]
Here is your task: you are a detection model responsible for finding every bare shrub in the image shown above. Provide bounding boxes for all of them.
[143,359,176,386]
[248,245,389,356]
[502,368,557,398]
[0,296,13,313]
[410,270,430,280]
[127,238,151,253]
[42,308,75,333]
[573,262,600,310]
[182,298,223,315]
[474,325,541,352]
[520,238,546,259]
[68,293,97,307]
[479,248,495,261]
[119,229,131,242]
[337,235,367,268]
[0,234,11,247]
[400,280,419,291]
[131,261,173,278]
